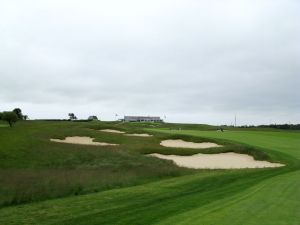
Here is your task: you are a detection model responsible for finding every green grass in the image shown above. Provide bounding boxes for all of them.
[0,121,9,128]
[0,121,195,206]
[147,128,300,160]
[0,121,299,224]
[1,121,255,206]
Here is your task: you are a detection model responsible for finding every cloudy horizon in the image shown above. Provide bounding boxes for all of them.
[1,0,299,125]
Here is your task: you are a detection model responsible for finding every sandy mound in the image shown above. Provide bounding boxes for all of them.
[160,139,222,149]
[149,152,284,169]
[99,129,125,134]
[99,129,152,137]
[125,133,153,137]
[50,136,118,146]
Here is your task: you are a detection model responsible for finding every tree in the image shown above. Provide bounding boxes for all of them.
[0,112,3,120]
[68,113,77,120]
[2,111,18,127]
[88,116,98,121]
[13,108,23,120]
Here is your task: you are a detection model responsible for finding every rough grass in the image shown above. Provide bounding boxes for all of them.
[0,168,297,225]
[0,121,299,225]
[0,121,193,206]
[0,121,9,128]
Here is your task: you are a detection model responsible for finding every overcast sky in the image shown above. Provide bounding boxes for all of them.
[0,0,299,125]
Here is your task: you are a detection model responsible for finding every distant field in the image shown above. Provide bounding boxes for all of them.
[0,121,299,224]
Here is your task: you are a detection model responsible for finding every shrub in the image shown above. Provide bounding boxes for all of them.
[1,111,18,127]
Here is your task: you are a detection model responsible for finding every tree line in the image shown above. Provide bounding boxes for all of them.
[239,124,300,130]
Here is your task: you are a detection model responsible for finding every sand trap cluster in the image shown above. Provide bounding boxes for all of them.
[149,152,284,169]
[160,139,222,149]
[50,136,118,146]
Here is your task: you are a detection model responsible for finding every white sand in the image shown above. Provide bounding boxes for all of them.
[50,136,118,146]
[160,139,222,149]
[125,133,153,137]
[149,152,284,169]
[99,129,126,134]
[100,129,152,137]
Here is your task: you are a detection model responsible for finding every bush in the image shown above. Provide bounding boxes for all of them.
[12,108,23,120]
[1,111,18,127]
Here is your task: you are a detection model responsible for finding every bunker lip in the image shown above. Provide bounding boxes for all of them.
[125,133,153,137]
[149,152,284,169]
[50,136,119,146]
[160,139,222,149]
[99,129,126,134]
[99,129,152,137]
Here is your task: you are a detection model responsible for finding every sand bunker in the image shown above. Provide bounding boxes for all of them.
[99,129,126,134]
[125,133,153,137]
[160,139,222,149]
[149,152,284,169]
[50,136,118,146]
[100,129,152,137]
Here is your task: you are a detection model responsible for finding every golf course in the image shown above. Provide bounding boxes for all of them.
[0,120,299,225]
[1,0,299,224]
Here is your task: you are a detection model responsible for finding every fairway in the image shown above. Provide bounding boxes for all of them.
[0,121,299,225]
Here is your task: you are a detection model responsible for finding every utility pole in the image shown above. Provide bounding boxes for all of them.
[234,114,237,127]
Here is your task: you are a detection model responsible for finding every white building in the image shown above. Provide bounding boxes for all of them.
[123,116,163,122]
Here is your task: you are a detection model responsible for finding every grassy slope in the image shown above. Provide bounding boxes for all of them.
[0,121,268,206]
[148,129,300,160]
[156,170,300,225]
[1,168,296,225]
[0,121,193,206]
[0,123,299,224]
[149,128,300,224]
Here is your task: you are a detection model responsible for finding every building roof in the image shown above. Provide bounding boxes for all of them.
[124,116,161,119]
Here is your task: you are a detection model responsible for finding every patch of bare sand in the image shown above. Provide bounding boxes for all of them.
[149,152,284,169]
[99,129,126,134]
[99,129,152,137]
[125,133,153,137]
[160,139,222,149]
[50,136,118,146]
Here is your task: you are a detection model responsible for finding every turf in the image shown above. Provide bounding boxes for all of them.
[0,121,9,128]
[0,121,194,206]
[0,122,299,224]
[147,128,300,160]
[0,121,269,206]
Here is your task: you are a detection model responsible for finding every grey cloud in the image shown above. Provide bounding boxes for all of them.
[0,0,299,125]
